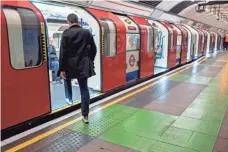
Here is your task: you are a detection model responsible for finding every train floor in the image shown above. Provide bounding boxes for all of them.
[50,82,100,110]
[2,51,228,152]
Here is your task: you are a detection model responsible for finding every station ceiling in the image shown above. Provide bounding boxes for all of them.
[134,0,228,31]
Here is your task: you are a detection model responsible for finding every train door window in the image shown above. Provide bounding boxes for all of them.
[100,18,117,57]
[146,26,154,52]
[3,7,42,69]
[185,32,188,46]
[168,27,174,49]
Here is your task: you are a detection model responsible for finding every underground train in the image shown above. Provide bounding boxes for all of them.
[1,0,223,136]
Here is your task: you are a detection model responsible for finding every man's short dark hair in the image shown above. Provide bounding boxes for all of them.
[67,13,78,24]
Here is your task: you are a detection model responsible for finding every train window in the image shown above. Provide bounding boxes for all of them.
[126,33,140,51]
[3,7,42,69]
[147,26,154,52]
[168,27,174,49]
[100,18,117,57]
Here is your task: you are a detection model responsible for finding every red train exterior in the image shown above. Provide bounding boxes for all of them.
[1,1,51,129]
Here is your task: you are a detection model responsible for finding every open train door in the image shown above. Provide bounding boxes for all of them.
[196,28,204,57]
[202,29,211,54]
[183,24,198,59]
[201,29,208,55]
[1,0,50,129]
[148,20,169,73]
[172,25,182,65]
[174,24,188,64]
[160,21,178,68]
[180,24,193,62]
[210,32,215,53]
[87,8,126,92]
[129,16,155,78]
[211,31,218,52]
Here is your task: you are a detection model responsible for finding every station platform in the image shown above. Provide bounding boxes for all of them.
[2,52,228,152]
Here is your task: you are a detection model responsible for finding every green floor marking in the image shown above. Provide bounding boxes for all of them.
[185,132,217,152]
[149,141,196,152]
[169,74,191,82]
[68,104,138,136]
[185,76,213,85]
[99,125,140,149]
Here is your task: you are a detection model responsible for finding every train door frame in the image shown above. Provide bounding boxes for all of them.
[203,29,211,54]
[183,24,199,59]
[1,0,51,129]
[200,29,208,55]
[172,25,182,65]
[192,27,202,58]
[181,24,193,62]
[129,15,155,78]
[174,24,188,64]
[160,21,178,68]
[217,34,222,51]
[148,20,169,69]
[211,31,218,52]
[195,28,204,57]
[210,32,216,53]
[87,8,126,92]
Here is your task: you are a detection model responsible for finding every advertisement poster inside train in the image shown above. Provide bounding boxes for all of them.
[126,34,140,51]
[156,31,164,59]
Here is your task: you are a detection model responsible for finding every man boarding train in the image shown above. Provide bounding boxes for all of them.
[59,13,97,123]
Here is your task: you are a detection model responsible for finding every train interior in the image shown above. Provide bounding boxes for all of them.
[32,1,101,110]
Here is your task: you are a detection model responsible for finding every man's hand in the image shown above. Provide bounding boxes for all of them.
[60,71,66,79]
